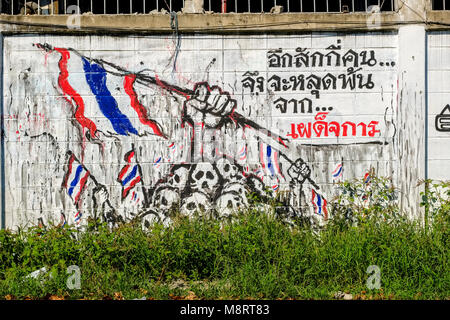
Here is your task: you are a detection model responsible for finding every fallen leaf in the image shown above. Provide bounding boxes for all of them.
[169,293,184,300]
[48,295,64,300]
[114,292,123,300]
[185,291,197,300]
[5,295,14,300]
[140,289,148,295]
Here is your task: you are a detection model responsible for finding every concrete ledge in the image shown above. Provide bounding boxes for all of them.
[426,11,450,30]
[0,13,405,34]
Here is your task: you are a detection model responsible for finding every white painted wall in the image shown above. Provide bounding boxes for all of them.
[428,31,450,181]
[0,32,408,229]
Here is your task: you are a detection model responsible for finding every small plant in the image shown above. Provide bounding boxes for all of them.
[332,171,400,226]
[419,179,450,230]
[0,179,448,300]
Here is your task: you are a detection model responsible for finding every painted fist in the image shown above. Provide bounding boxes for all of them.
[288,158,311,184]
[183,82,236,128]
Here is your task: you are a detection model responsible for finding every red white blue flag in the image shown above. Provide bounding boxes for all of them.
[42,45,166,139]
[63,153,90,207]
[364,171,371,184]
[74,211,82,225]
[312,189,328,219]
[332,163,343,179]
[259,142,282,178]
[118,150,142,200]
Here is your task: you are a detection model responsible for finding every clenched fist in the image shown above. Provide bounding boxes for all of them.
[288,158,311,184]
[183,82,237,128]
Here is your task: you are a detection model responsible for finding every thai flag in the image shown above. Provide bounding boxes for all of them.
[238,145,247,161]
[48,46,166,139]
[242,164,250,177]
[118,150,142,199]
[364,172,371,184]
[254,167,265,180]
[332,163,343,179]
[312,189,328,219]
[59,213,66,228]
[63,153,90,207]
[166,142,177,162]
[74,211,82,225]
[131,191,139,202]
[259,142,282,178]
[154,156,162,169]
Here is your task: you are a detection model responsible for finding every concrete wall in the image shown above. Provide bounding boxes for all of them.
[428,31,450,180]
[0,0,447,230]
[1,33,402,228]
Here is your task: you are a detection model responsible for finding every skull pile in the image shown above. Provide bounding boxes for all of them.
[148,158,273,218]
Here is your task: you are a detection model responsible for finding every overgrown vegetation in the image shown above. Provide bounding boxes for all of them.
[0,178,448,300]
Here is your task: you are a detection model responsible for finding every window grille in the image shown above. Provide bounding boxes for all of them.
[208,0,395,13]
[0,0,396,15]
[432,0,450,10]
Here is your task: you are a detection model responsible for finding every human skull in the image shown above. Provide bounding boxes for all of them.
[142,211,172,229]
[167,165,190,191]
[215,191,246,218]
[180,191,211,217]
[152,187,180,214]
[188,163,220,193]
[216,158,241,183]
[221,182,249,205]
[246,175,270,197]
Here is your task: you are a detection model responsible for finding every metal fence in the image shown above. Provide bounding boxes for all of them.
[0,0,397,15]
[432,0,450,10]
[208,1,396,13]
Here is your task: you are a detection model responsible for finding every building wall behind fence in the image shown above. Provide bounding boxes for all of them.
[0,32,404,229]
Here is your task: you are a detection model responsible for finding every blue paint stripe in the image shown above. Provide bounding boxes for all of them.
[122,165,138,186]
[266,146,275,176]
[68,165,84,196]
[82,58,138,136]
[317,195,322,214]
[333,166,342,177]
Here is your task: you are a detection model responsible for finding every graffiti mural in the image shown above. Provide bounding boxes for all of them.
[2,33,398,229]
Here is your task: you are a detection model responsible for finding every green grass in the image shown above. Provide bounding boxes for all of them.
[0,206,448,300]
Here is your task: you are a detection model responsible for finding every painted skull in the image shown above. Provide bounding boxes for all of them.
[180,191,211,217]
[188,163,220,193]
[152,187,180,213]
[167,165,190,191]
[216,191,246,218]
[216,158,241,183]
